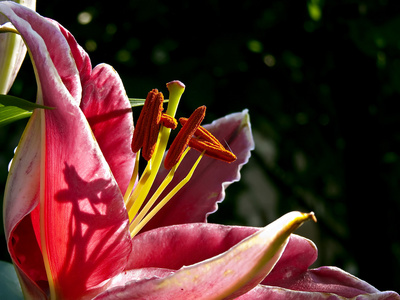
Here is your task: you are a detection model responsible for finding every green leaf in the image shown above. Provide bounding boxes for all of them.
[0,105,31,127]
[0,261,23,300]
[129,98,168,108]
[0,94,53,110]
[0,94,54,127]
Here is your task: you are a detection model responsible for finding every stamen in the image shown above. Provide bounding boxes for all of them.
[179,117,237,163]
[180,117,220,145]
[131,89,166,161]
[142,94,164,161]
[164,106,206,170]
[123,79,244,241]
[126,81,185,223]
[188,138,237,162]
[125,80,239,239]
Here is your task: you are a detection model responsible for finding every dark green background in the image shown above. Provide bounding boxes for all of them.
[1,0,399,293]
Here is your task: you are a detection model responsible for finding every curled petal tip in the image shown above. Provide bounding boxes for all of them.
[309,211,317,223]
[298,211,317,224]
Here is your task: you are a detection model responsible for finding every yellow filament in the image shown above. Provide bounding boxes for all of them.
[128,147,190,232]
[130,150,204,238]
[123,149,141,205]
[126,165,150,212]
[126,132,164,220]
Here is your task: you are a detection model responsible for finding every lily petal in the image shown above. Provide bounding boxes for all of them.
[262,265,400,299]
[105,267,175,290]
[286,266,399,298]
[43,16,135,194]
[3,111,47,298]
[1,2,131,298]
[3,5,84,104]
[263,233,318,285]
[235,284,400,300]
[94,212,315,300]
[127,223,316,275]
[254,234,400,299]
[80,64,135,194]
[41,98,131,299]
[51,20,92,88]
[143,109,254,231]
[127,223,257,270]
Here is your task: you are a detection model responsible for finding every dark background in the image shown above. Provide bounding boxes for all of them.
[1,0,400,293]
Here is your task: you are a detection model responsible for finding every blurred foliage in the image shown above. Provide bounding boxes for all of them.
[1,0,400,293]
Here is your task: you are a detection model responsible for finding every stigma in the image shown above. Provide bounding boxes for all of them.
[125,80,236,237]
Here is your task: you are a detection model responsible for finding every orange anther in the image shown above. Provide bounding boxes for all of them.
[161,113,178,130]
[188,138,237,163]
[164,106,206,169]
[131,89,173,161]
[179,117,220,145]
[180,117,237,163]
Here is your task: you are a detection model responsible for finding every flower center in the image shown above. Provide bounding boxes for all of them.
[124,80,236,238]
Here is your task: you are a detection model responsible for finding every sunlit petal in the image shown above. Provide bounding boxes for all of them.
[127,223,257,270]
[1,2,131,298]
[94,212,314,300]
[80,64,135,194]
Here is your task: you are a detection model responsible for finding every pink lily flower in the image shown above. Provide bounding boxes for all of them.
[1,2,399,299]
